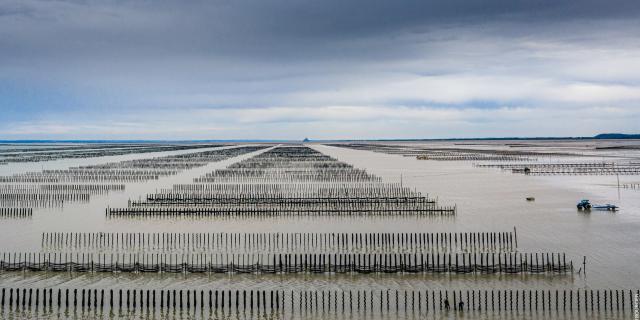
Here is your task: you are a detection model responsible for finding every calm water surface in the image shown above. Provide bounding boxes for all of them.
[0,142,637,319]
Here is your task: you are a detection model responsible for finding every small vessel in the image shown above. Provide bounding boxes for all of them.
[592,204,618,211]
[526,197,535,201]
[577,199,618,211]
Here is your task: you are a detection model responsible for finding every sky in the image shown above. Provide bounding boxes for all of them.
[1,0,639,140]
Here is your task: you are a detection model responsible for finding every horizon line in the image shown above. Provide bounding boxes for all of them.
[1,134,639,144]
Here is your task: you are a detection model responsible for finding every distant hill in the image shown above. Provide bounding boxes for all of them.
[594,133,640,139]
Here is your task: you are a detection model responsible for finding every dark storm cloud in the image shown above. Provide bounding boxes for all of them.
[2,0,638,60]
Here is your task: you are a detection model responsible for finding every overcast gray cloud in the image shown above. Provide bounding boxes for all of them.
[1,0,639,139]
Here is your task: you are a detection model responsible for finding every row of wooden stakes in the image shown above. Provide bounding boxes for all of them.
[40,231,517,253]
[106,207,457,217]
[0,252,573,274]
[0,287,637,315]
[0,208,32,217]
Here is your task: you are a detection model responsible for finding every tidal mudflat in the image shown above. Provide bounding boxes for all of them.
[0,140,638,319]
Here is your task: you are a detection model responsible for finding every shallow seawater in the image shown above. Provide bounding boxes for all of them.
[315,144,640,289]
[0,142,638,319]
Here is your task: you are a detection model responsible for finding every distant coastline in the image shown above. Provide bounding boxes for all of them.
[0,133,639,143]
